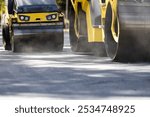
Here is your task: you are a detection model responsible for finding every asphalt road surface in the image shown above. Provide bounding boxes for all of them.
[0,29,150,100]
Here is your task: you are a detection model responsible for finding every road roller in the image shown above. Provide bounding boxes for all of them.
[1,0,64,52]
[68,0,106,56]
[104,0,150,62]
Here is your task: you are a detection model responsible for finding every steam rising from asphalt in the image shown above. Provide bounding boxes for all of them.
[14,30,65,53]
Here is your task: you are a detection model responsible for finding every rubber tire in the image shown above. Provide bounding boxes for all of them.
[2,25,11,50]
[69,3,90,52]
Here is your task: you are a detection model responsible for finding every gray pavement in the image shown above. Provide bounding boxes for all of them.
[0,30,150,99]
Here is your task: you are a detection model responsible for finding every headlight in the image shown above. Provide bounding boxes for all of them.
[52,14,56,19]
[19,15,30,21]
[46,14,57,20]
[47,15,52,20]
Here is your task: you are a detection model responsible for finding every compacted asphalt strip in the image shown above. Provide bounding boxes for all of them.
[0,29,150,99]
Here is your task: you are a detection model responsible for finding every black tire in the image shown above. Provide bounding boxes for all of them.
[2,25,11,50]
[69,3,90,52]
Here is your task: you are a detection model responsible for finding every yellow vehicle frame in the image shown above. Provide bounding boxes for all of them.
[69,0,107,55]
[1,0,64,52]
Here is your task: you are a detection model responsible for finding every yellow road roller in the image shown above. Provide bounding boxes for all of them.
[1,0,64,52]
[104,0,150,62]
[68,0,106,56]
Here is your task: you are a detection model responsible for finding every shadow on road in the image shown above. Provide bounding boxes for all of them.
[0,29,150,99]
[0,50,150,99]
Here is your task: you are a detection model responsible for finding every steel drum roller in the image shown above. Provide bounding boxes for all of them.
[105,0,150,62]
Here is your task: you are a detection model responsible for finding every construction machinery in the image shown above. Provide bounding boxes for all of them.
[104,0,150,62]
[1,0,64,52]
[68,0,150,62]
[68,0,106,56]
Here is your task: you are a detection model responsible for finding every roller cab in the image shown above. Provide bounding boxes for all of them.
[3,0,64,52]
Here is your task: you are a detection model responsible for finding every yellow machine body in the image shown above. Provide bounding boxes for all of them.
[1,0,64,52]
[70,0,105,43]
[1,5,9,25]
[15,13,59,23]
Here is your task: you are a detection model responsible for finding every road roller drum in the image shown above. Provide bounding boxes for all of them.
[105,0,150,62]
